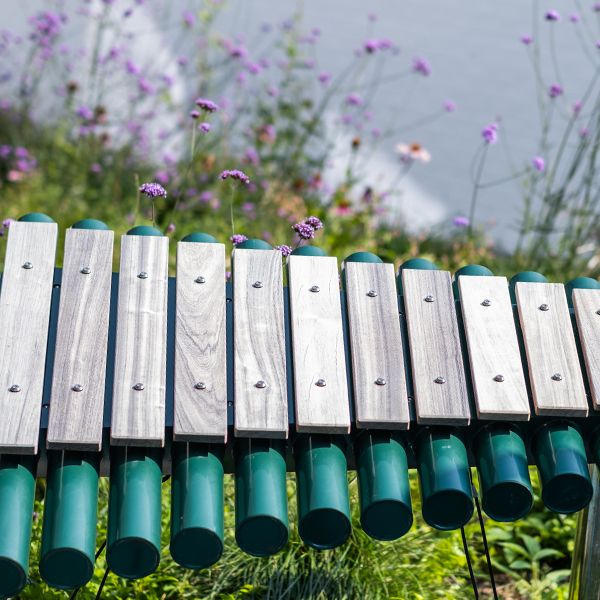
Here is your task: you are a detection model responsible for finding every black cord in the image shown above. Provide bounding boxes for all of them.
[472,484,499,600]
[461,526,479,599]
[69,540,108,599]
[95,568,110,600]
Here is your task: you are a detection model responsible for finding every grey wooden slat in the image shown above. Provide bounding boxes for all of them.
[174,241,227,442]
[401,269,470,425]
[516,282,588,416]
[110,234,169,446]
[233,249,288,438]
[288,255,350,433]
[0,221,58,453]
[458,275,530,420]
[573,288,600,411]
[47,228,114,450]
[345,261,409,429]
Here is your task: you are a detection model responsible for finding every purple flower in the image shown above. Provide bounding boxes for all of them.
[346,93,363,106]
[412,57,431,76]
[195,98,219,112]
[570,13,580,23]
[199,191,213,203]
[453,216,470,228]
[573,100,583,114]
[139,182,167,198]
[363,38,393,54]
[244,147,259,165]
[520,34,533,45]
[276,244,292,257]
[443,99,457,112]
[230,45,248,59]
[190,110,200,119]
[595,3,600,11]
[125,59,140,75]
[481,122,498,145]
[532,156,545,172]
[545,10,560,21]
[220,169,250,185]
[580,127,590,138]
[90,162,102,173]
[230,234,248,245]
[199,122,211,133]
[166,223,176,234]
[317,72,331,85]
[3,218,12,229]
[293,222,315,240]
[29,11,64,47]
[76,105,93,120]
[182,10,195,27]
[305,216,323,230]
[549,83,563,98]
[267,85,279,97]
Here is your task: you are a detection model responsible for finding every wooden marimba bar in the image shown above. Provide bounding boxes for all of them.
[1,213,600,594]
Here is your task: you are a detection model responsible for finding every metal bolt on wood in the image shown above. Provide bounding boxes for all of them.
[539,303,550,311]
[310,285,320,293]
[9,384,21,392]
[551,373,563,381]
[424,295,435,303]
[255,380,266,389]
[316,379,327,387]
[194,382,206,390]
[72,384,84,392]
[80,267,91,275]
[367,290,378,297]
[375,377,386,386]
[252,281,263,289]
[138,271,148,279]
[494,374,505,382]
[434,376,446,384]
[481,299,492,307]
[195,276,206,284]
[133,382,145,391]
[22,262,33,269]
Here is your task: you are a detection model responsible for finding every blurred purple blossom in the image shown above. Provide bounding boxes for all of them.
[182,10,195,27]
[443,99,457,112]
[125,59,140,75]
[569,13,581,23]
[318,72,332,85]
[481,122,498,144]
[220,169,250,184]
[190,110,200,119]
[230,234,248,245]
[166,223,176,233]
[199,191,213,203]
[199,122,211,133]
[573,100,583,114]
[139,182,167,198]
[90,162,102,173]
[545,10,560,21]
[532,156,546,172]
[276,245,292,257]
[76,105,93,120]
[346,93,363,106]
[453,216,470,228]
[244,148,260,165]
[549,83,563,98]
[195,98,219,112]
[412,57,431,76]
[520,34,533,45]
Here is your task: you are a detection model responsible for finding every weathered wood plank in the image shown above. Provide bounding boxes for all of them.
[233,249,288,438]
[571,289,600,410]
[458,276,530,420]
[111,234,169,446]
[288,255,350,433]
[47,228,114,450]
[0,221,58,453]
[344,261,409,429]
[174,242,227,442]
[516,282,588,416]
[401,269,470,425]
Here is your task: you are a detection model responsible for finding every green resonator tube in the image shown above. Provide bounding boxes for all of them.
[510,272,592,514]
[455,264,533,522]
[291,245,351,549]
[399,258,473,530]
[344,251,412,540]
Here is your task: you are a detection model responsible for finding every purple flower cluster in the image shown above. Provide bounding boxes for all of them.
[346,93,363,106]
[275,244,292,257]
[453,216,470,228]
[29,11,65,47]
[549,83,563,98]
[139,182,167,198]
[230,233,248,245]
[545,9,560,21]
[195,98,219,113]
[520,34,533,45]
[220,169,250,184]
[443,99,457,112]
[0,145,37,182]
[305,216,324,230]
[532,156,546,172]
[292,216,324,240]
[199,122,211,133]
[481,122,499,145]
[363,38,393,54]
[412,57,431,76]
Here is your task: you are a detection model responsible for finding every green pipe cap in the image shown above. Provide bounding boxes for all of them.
[397,258,438,293]
[453,264,493,298]
[18,212,54,223]
[235,239,272,250]
[127,225,163,237]
[509,271,548,303]
[71,218,109,230]
[181,232,218,243]
[291,245,327,256]
[565,277,600,307]
[0,559,26,598]
[344,251,382,263]
[40,549,93,590]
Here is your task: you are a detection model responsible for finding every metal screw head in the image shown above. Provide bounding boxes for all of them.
[596,309,600,316]
[310,285,320,293]
[9,384,21,393]
[434,376,446,384]
[22,261,33,270]
[80,267,91,275]
[481,299,492,307]
[194,382,206,390]
[138,271,148,279]
[551,373,563,382]
[367,290,378,298]
[72,384,84,392]
[424,295,435,303]
[195,276,206,284]
[539,303,550,311]
[133,382,145,391]
[316,378,327,387]
[375,377,387,386]
[493,374,505,383]
[252,281,263,289]
[255,380,267,389]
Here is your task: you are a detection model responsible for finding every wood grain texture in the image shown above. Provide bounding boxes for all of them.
[516,282,588,416]
[344,261,409,429]
[47,228,114,450]
[401,269,470,425]
[174,241,227,442]
[233,249,288,438]
[288,255,350,433]
[0,221,57,453]
[110,234,169,446]
[458,276,530,420]
[571,289,600,410]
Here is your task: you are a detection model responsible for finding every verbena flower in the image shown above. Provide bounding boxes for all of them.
[545,10,560,21]
[276,244,292,257]
[453,216,470,228]
[293,222,315,240]
[190,110,200,119]
[520,34,533,45]
[532,156,545,172]
[317,72,331,85]
[230,234,248,245]
[412,57,431,76]
[199,122,211,133]
[305,216,323,230]
[195,98,219,112]
[570,13,580,23]
[76,105,93,120]
[443,99,457,112]
[549,83,563,98]
[481,123,498,144]
[139,182,167,198]
[220,169,250,184]
[166,223,176,233]
[346,93,363,106]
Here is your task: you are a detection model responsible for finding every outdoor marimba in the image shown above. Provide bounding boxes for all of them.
[1,213,600,595]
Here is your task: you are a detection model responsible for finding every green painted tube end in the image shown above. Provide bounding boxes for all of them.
[39,549,94,590]
[565,277,600,307]
[509,271,549,302]
[344,251,383,263]
[18,212,55,223]
[170,529,223,569]
[236,516,289,557]
[181,232,218,243]
[455,264,493,278]
[291,245,327,257]
[0,558,27,597]
[298,509,351,550]
[107,538,160,579]
[71,219,109,230]
[235,238,273,250]
[127,225,163,237]
[399,258,438,271]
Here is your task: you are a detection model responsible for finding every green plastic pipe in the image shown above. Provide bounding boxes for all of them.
[291,245,327,257]
[295,435,351,548]
[0,455,36,598]
[181,232,218,243]
[235,439,289,556]
[170,443,224,569]
[106,447,162,578]
[18,212,55,223]
[39,452,99,590]
[455,264,533,521]
[565,276,600,307]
